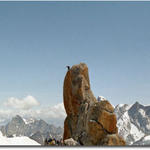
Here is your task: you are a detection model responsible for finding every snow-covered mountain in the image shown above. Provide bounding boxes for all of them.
[0,131,40,145]
[0,115,63,145]
[115,102,150,145]
[2,101,150,146]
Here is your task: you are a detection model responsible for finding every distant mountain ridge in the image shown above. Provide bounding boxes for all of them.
[0,115,63,145]
[1,101,150,146]
[115,101,150,145]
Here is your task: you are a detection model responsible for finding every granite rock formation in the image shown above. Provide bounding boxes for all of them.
[63,63,125,146]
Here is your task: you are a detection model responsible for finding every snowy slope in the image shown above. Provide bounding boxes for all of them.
[115,103,146,145]
[116,110,144,145]
[133,135,150,145]
[0,115,63,145]
[130,123,145,142]
[0,131,40,145]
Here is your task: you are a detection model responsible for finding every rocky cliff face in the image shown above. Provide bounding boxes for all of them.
[63,63,125,146]
[115,102,150,145]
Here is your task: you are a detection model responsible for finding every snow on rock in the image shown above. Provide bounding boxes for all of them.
[117,110,145,145]
[117,111,131,139]
[22,118,28,124]
[97,96,106,101]
[144,135,150,141]
[146,124,150,130]
[143,104,150,107]
[114,103,132,119]
[89,119,96,123]
[117,104,125,107]
[117,104,132,111]
[0,131,40,145]
[130,123,145,141]
[23,118,35,124]
[115,102,150,145]
[138,109,145,117]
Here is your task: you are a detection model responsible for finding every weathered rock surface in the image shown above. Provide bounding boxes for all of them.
[64,138,80,146]
[63,63,125,146]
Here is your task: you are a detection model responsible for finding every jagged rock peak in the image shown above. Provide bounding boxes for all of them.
[13,115,23,120]
[11,115,25,124]
[63,63,97,116]
[63,63,125,146]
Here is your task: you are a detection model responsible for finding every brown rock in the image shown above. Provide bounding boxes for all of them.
[63,117,71,140]
[98,110,117,133]
[98,100,114,113]
[63,63,96,116]
[63,63,125,146]
[63,115,78,140]
[100,134,126,146]
[63,71,73,115]
[87,120,106,145]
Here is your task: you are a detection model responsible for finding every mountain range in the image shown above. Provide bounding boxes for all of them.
[1,101,150,146]
[115,101,150,145]
[0,115,63,145]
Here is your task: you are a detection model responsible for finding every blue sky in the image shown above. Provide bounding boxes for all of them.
[0,1,150,108]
